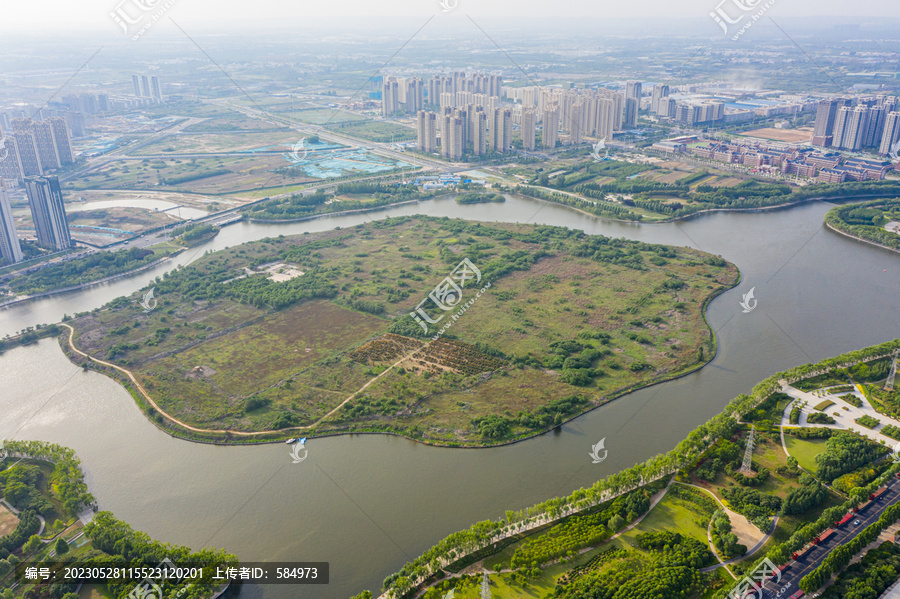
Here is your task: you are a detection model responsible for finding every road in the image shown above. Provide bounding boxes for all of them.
[757,476,900,598]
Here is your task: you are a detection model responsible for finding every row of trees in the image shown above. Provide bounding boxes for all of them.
[7,247,160,295]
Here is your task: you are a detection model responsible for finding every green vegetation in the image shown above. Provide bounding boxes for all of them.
[710,510,745,558]
[0,441,234,599]
[840,393,864,408]
[519,160,900,222]
[815,431,887,482]
[509,487,652,568]
[813,399,835,411]
[819,540,900,599]
[807,412,835,424]
[3,247,177,296]
[455,192,506,205]
[368,339,900,599]
[171,223,220,246]
[782,473,828,516]
[68,216,737,444]
[825,198,900,251]
[881,424,900,440]
[243,184,440,221]
[855,414,881,429]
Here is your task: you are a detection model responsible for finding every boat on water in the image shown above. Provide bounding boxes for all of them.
[285,438,297,444]
[298,438,307,445]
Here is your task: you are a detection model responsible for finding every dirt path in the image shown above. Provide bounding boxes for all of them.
[62,323,421,438]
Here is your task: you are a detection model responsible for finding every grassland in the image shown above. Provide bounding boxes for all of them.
[65,215,738,445]
[326,120,416,142]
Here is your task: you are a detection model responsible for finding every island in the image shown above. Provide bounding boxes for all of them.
[59,215,738,446]
[362,340,900,599]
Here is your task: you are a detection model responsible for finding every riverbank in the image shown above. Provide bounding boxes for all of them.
[0,253,180,310]
[824,221,900,255]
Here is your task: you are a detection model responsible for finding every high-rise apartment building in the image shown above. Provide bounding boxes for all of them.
[24,175,72,251]
[132,75,142,97]
[623,97,639,128]
[651,84,670,115]
[404,78,424,113]
[489,108,512,153]
[880,111,900,156]
[150,76,162,100]
[521,108,536,151]
[0,181,23,264]
[812,99,846,147]
[416,111,437,153]
[382,77,400,117]
[625,81,642,101]
[471,110,487,156]
[543,106,559,149]
[833,105,870,151]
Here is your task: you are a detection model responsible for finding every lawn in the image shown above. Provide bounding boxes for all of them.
[616,489,712,547]
[0,503,18,536]
[814,400,835,411]
[327,120,416,142]
[784,435,828,473]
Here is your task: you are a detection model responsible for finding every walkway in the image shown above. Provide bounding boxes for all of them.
[780,382,900,448]
[679,482,778,577]
[61,323,424,438]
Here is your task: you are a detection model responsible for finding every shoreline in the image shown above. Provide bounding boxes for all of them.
[824,221,900,255]
[0,254,179,310]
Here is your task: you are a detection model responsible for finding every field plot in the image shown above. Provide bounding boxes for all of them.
[327,120,416,142]
[739,128,813,143]
[182,115,292,133]
[132,130,302,156]
[70,155,319,195]
[69,216,738,443]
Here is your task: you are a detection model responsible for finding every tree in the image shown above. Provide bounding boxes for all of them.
[55,537,70,555]
[23,534,42,555]
[608,514,625,531]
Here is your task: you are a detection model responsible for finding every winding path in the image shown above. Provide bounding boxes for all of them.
[61,323,423,438]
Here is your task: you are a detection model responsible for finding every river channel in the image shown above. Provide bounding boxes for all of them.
[1,196,898,598]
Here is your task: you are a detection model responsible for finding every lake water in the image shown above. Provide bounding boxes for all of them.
[1,196,899,598]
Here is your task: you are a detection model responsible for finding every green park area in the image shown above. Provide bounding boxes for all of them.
[325,120,416,142]
[504,157,900,222]
[362,339,900,599]
[825,198,900,252]
[0,441,235,599]
[64,215,738,444]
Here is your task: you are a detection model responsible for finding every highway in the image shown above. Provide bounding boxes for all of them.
[757,475,900,598]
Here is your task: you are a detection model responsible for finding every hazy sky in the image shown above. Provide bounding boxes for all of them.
[3,0,900,33]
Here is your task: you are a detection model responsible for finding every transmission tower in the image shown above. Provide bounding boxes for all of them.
[480,571,491,599]
[740,425,756,476]
[886,350,898,392]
